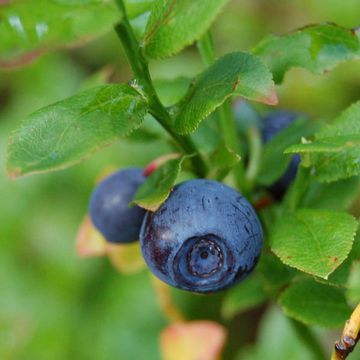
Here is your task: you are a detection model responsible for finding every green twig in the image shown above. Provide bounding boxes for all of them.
[245,127,262,190]
[114,0,207,177]
[331,303,360,360]
[197,32,248,194]
[196,31,215,67]
[283,165,311,211]
[218,100,248,193]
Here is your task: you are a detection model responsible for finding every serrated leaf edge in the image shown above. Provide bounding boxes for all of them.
[271,213,358,279]
[173,52,277,135]
[6,85,149,178]
[142,0,231,59]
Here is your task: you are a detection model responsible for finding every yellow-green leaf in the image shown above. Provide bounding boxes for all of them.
[133,156,186,211]
[270,209,358,279]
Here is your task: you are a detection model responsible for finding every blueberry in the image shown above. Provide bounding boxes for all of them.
[140,179,263,293]
[262,111,301,200]
[89,167,146,244]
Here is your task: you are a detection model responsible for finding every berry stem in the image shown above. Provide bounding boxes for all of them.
[196,30,216,67]
[114,0,208,178]
[197,32,249,195]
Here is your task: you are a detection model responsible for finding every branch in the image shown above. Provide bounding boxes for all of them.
[114,0,208,177]
[331,304,360,360]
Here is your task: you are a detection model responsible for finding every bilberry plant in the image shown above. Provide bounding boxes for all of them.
[3,0,360,359]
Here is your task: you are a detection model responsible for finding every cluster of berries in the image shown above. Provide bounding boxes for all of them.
[88,111,299,293]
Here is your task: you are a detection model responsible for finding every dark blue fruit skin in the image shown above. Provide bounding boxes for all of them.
[140,179,263,293]
[262,111,301,200]
[89,168,146,244]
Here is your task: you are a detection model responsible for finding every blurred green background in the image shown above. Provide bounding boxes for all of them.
[1,0,360,359]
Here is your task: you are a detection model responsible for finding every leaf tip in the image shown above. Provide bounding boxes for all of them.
[264,89,279,106]
[143,153,182,177]
[7,167,22,180]
[135,200,160,212]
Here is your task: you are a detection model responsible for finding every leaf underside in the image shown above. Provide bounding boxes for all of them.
[253,23,360,84]
[173,52,277,135]
[286,101,360,182]
[7,84,148,178]
[142,0,231,59]
[133,156,187,211]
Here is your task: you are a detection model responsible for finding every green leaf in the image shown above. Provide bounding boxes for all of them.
[126,127,161,142]
[320,231,360,287]
[133,156,186,211]
[126,114,165,143]
[208,141,240,180]
[286,135,360,154]
[0,0,119,68]
[173,52,277,135]
[253,23,360,84]
[285,101,360,182]
[270,209,358,279]
[236,306,315,360]
[279,279,352,328]
[257,117,318,186]
[7,84,148,178]
[222,274,268,319]
[327,255,356,288]
[301,177,360,211]
[257,253,295,292]
[351,231,360,260]
[318,101,360,138]
[191,115,220,154]
[142,0,230,59]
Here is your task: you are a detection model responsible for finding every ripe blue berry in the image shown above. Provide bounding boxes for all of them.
[89,168,146,244]
[140,179,263,293]
[262,111,301,199]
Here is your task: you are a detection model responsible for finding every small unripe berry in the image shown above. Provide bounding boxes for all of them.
[89,168,146,243]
